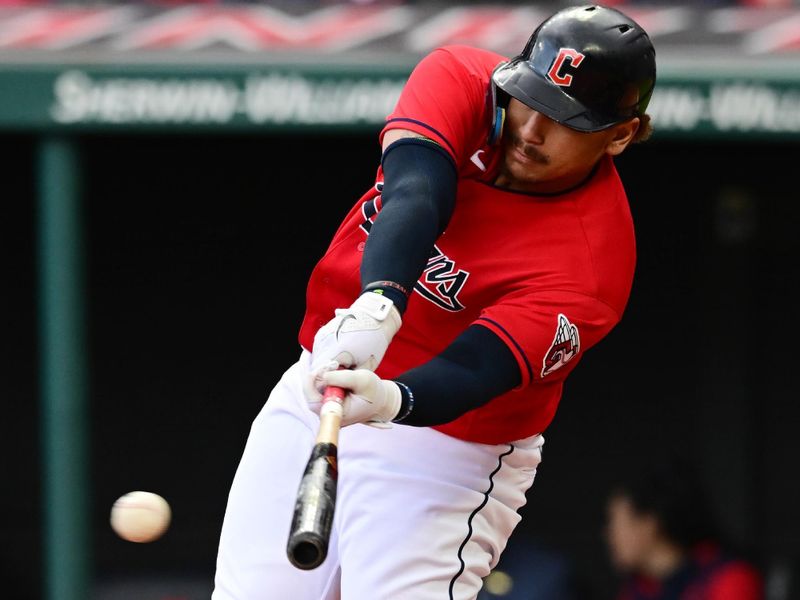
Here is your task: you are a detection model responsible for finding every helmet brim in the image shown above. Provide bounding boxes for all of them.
[492,60,623,133]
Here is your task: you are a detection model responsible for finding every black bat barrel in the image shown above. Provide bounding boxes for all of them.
[286,442,339,570]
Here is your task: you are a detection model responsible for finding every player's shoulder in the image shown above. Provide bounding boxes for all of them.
[708,558,764,588]
[691,544,764,600]
[420,45,508,76]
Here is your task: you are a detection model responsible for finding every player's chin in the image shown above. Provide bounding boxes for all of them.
[506,160,545,186]
[505,150,545,179]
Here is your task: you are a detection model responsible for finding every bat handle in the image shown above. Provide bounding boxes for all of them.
[322,384,346,404]
[316,385,345,445]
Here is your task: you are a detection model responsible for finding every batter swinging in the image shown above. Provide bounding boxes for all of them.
[213,5,657,599]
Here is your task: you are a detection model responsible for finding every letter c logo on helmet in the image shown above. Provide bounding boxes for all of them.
[547,48,585,87]
[490,5,657,132]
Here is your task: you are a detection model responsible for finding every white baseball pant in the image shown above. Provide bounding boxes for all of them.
[212,350,544,600]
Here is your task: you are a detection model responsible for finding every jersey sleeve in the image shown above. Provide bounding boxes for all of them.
[381,46,496,166]
[475,289,621,389]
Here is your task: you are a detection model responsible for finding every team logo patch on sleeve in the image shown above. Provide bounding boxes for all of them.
[541,314,580,377]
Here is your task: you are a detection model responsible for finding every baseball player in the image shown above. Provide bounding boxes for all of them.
[213,5,657,599]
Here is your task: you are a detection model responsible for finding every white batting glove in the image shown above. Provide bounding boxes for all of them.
[303,360,341,408]
[305,365,402,429]
[310,292,402,372]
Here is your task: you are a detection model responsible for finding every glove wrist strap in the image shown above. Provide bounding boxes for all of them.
[392,381,415,423]
[362,280,409,315]
[351,289,401,323]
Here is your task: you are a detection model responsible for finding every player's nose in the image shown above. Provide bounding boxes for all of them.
[518,109,549,143]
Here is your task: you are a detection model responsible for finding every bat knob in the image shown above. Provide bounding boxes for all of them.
[287,531,328,570]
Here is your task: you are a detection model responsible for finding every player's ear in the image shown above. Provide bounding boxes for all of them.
[605,118,640,156]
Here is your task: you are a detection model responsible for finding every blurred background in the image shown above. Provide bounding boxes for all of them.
[2,0,799,599]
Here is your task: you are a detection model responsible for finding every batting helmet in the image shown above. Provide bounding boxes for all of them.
[491,4,656,133]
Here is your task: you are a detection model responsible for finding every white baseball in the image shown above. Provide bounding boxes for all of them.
[110,491,171,543]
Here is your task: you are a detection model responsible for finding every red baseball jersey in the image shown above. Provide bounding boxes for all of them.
[298,46,636,444]
[617,542,765,600]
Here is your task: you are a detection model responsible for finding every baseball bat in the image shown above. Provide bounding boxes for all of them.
[286,383,346,570]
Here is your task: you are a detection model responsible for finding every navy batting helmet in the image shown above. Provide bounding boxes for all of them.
[491,4,656,133]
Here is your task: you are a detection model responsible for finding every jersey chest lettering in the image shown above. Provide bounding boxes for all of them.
[415,245,469,312]
[359,190,469,313]
[358,183,383,234]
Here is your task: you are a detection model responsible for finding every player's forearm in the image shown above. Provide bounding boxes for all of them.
[360,138,457,313]
[393,325,521,426]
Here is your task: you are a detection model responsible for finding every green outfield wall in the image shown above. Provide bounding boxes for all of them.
[1,63,800,139]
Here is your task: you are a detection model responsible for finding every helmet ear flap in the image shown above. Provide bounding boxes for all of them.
[489,105,506,146]
[488,63,510,145]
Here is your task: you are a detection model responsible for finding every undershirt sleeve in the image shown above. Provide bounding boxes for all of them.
[393,325,521,426]
[360,138,457,313]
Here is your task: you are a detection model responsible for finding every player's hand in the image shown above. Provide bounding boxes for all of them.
[310,292,402,372]
[304,362,401,428]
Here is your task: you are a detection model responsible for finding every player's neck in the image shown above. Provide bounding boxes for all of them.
[493,160,600,195]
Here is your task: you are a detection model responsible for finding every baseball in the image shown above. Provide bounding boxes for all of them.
[110,491,171,543]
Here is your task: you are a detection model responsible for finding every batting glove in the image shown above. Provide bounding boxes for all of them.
[304,362,401,429]
[310,292,402,372]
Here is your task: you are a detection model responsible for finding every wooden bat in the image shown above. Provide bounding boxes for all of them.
[286,383,346,570]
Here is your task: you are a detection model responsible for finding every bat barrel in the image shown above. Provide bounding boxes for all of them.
[286,441,339,570]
